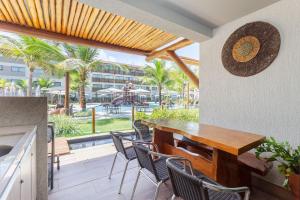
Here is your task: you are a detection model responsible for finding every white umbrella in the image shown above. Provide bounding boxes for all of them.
[47,90,65,95]
[129,88,150,94]
[97,87,123,94]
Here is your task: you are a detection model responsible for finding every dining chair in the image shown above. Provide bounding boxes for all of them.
[108,131,137,194]
[166,157,250,200]
[131,141,174,200]
[133,120,152,142]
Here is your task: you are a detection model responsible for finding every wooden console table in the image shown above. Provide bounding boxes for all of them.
[142,119,265,187]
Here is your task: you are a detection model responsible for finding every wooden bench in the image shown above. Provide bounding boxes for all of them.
[238,152,273,176]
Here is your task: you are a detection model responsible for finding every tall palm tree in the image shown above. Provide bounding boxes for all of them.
[58,44,101,111]
[36,77,54,89]
[0,36,63,96]
[170,67,189,95]
[27,41,100,111]
[143,60,173,105]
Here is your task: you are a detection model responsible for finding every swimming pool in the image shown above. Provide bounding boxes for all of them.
[68,133,134,150]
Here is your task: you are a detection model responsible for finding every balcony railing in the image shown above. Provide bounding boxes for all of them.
[92,69,144,76]
[92,78,142,84]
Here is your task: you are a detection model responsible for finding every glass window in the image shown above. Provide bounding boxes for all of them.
[116,76,123,80]
[35,69,43,74]
[11,66,25,73]
[93,74,101,78]
[0,65,3,70]
[93,84,102,88]
[104,74,113,79]
[53,82,61,87]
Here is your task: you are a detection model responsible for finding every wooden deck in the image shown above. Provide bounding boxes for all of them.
[48,143,282,200]
[48,137,70,156]
[55,137,70,155]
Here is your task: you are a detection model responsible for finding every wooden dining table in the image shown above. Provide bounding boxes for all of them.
[142,119,266,187]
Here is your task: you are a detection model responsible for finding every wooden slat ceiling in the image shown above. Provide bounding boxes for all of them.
[0,0,177,52]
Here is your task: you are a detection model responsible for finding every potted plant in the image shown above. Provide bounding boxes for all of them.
[256,137,300,199]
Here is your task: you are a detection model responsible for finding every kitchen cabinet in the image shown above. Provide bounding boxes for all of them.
[1,135,36,200]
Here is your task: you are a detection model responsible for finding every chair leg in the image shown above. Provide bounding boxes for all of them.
[154,181,163,200]
[108,153,118,179]
[171,195,176,200]
[244,190,251,200]
[56,155,60,170]
[118,160,129,194]
[130,169,141,200]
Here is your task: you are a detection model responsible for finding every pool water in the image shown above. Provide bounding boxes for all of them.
[69,138,113,150]
[68,135,134,150]
[94,103,160,113]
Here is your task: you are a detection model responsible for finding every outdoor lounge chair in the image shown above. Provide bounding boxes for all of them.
[166,157,250,200]
[133,120,152,142]
[131,141,174,200]
[108,131,137,194]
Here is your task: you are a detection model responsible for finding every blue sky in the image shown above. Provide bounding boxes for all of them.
[1,31,199,66]
[98,43,199,66]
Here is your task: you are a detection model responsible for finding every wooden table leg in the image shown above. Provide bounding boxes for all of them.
[153,128,174,153]
[213,149,251,187]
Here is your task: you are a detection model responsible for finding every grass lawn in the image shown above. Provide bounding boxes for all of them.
[77,118,132,135]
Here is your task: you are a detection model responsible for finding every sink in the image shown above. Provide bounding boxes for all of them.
[0,145,13,157]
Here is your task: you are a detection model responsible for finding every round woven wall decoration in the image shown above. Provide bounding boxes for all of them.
[222,21,281,77]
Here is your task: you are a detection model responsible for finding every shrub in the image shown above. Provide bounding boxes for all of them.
[48,115,80,137]
[135,111,149,120]
[136,108,199,122]
[73,110,92,117]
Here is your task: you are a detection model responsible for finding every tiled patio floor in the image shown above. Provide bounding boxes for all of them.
[48,143,281,200]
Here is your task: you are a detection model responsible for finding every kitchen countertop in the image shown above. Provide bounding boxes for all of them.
[0,126,37,197]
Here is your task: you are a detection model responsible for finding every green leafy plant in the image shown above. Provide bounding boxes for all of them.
[135,111,149,120]
[136,108,199,122]
[73,110,92,117]
[143,59,173,105]
[255,137,300,187]
[48,115,80,137]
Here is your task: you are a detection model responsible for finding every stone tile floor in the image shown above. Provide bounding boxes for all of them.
[48,143,280,200]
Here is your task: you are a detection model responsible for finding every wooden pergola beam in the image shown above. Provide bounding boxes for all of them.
[0,21,149,56]
[158,54,200,66]
[167,50,199,88]
[146,39,193,62]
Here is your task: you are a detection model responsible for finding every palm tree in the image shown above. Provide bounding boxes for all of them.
[26,41,100,111]
[15,79,27,94]
[58,44,101,111]
[36,77,54,89]
[170,67,189,95]
[0,36,63,96]
[0,78,7,89]
[143,59,173,105]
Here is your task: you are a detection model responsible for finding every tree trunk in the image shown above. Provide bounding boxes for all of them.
[64,72,70,115]
[27,68,34,96]
[79,70,86,111]
[79,84,86,111]
[158,85,162,106]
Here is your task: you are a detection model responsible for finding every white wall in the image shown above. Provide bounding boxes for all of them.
[199,0,300,186]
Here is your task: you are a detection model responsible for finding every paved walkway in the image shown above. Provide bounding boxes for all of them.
[48,143,281,200]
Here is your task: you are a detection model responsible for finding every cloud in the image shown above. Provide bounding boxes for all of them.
[98,50,117,62]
